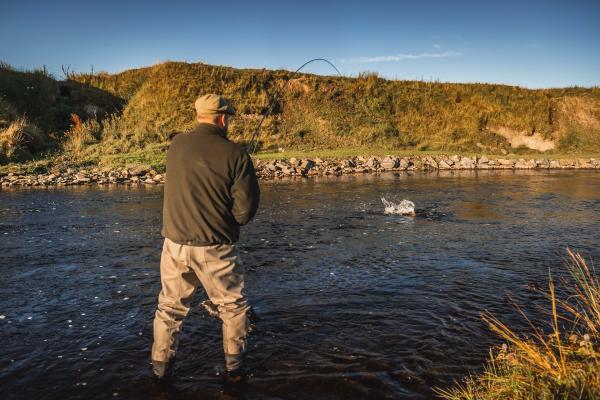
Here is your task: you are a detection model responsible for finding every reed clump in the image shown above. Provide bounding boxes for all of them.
[438,249,600,400]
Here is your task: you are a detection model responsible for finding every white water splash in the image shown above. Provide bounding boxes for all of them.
[381,197,416,216]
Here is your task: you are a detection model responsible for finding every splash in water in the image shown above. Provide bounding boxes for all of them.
[381,197,416,216]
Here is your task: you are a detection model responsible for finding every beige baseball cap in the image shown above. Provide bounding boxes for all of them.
[194,94,236,116]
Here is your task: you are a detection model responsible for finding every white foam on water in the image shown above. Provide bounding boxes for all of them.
[381,197,416,216]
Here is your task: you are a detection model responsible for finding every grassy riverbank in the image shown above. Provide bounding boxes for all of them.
[252,148,600,161]
[2,60,600,171]
[439,250,600,400]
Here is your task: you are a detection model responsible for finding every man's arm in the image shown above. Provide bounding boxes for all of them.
[231,151,260,225]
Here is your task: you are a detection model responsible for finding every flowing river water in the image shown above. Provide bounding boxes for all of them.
[1,170,599,400]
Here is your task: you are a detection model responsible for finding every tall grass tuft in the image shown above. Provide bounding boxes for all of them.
[63,113,100,155]
[559,249,600,336]
[0,116,45,163]
[437,250,600,400]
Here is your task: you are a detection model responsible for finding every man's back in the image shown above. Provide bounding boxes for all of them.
[153,95,257,380]
[161,123,260,245]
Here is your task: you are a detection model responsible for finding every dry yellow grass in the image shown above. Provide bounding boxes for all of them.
[0,117,45,163]
[438,250,600,400]
[62,113,101,156]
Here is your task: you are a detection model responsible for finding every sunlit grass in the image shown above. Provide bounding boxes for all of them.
[2,60,600,169]
[252,147,458,160]
[253,147,600,160]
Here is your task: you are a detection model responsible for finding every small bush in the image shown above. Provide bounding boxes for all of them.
[0,117,45,163]
[559,126,586,152]
[63,113,100,155]
[100,113,124,141]
[0,97,17,127]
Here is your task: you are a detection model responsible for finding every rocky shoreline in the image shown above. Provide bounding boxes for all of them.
[1,155,599,188]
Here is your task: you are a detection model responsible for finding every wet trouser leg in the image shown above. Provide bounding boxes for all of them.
[195,244,250,370]
[151,238,200,363]
[151,238,250,370]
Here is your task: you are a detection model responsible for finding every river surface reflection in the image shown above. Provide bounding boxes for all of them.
[1,170,599,399]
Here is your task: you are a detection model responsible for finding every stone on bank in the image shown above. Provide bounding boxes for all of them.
[1,156,599,187]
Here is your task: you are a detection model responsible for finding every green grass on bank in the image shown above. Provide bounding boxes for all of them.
[0,142,169,175]
[253,147,471,160]
[252,147,600,160]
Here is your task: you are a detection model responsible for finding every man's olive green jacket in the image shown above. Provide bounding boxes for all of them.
[161,123,260,245]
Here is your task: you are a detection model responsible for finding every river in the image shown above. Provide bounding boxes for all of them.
[1,170,599,399]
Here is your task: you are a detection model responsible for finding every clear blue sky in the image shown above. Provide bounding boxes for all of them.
[1,0,598,88]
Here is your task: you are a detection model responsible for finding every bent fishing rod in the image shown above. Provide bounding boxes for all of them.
[247,58,342,154]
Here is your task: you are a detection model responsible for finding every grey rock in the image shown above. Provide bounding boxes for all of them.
[438,159,453,169]
[342,159,356,168]
[549,160,561,168]
[559,159,576,168]
[423,156,438,169]
[535,159,550,168]
[265,161,279,171]
[127,164,151,177]
[498,159,515,166]
[299,159,314,172]
[398,158,412,170]
[459,157,475,169]
[380,156,398,170]
[515,159,536,169]
[366,157,380,169]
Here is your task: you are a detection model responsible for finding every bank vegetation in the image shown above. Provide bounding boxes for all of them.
[438,249,600,400]
[1,61,600,171]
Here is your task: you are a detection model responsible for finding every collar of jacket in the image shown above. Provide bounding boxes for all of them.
[192,123,228,138]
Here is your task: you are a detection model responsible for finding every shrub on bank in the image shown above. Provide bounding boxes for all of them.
[438,249,600,400]
[62,113,102,156]
[0,117,46,163]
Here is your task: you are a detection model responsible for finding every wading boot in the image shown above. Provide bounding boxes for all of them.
[223,353,248,384]
[151,358,175,381]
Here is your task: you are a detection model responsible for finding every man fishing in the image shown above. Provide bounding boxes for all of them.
[151,94,260,381]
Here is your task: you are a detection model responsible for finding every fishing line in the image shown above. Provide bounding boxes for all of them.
[245,59,440,154]
[247,58,342,154]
